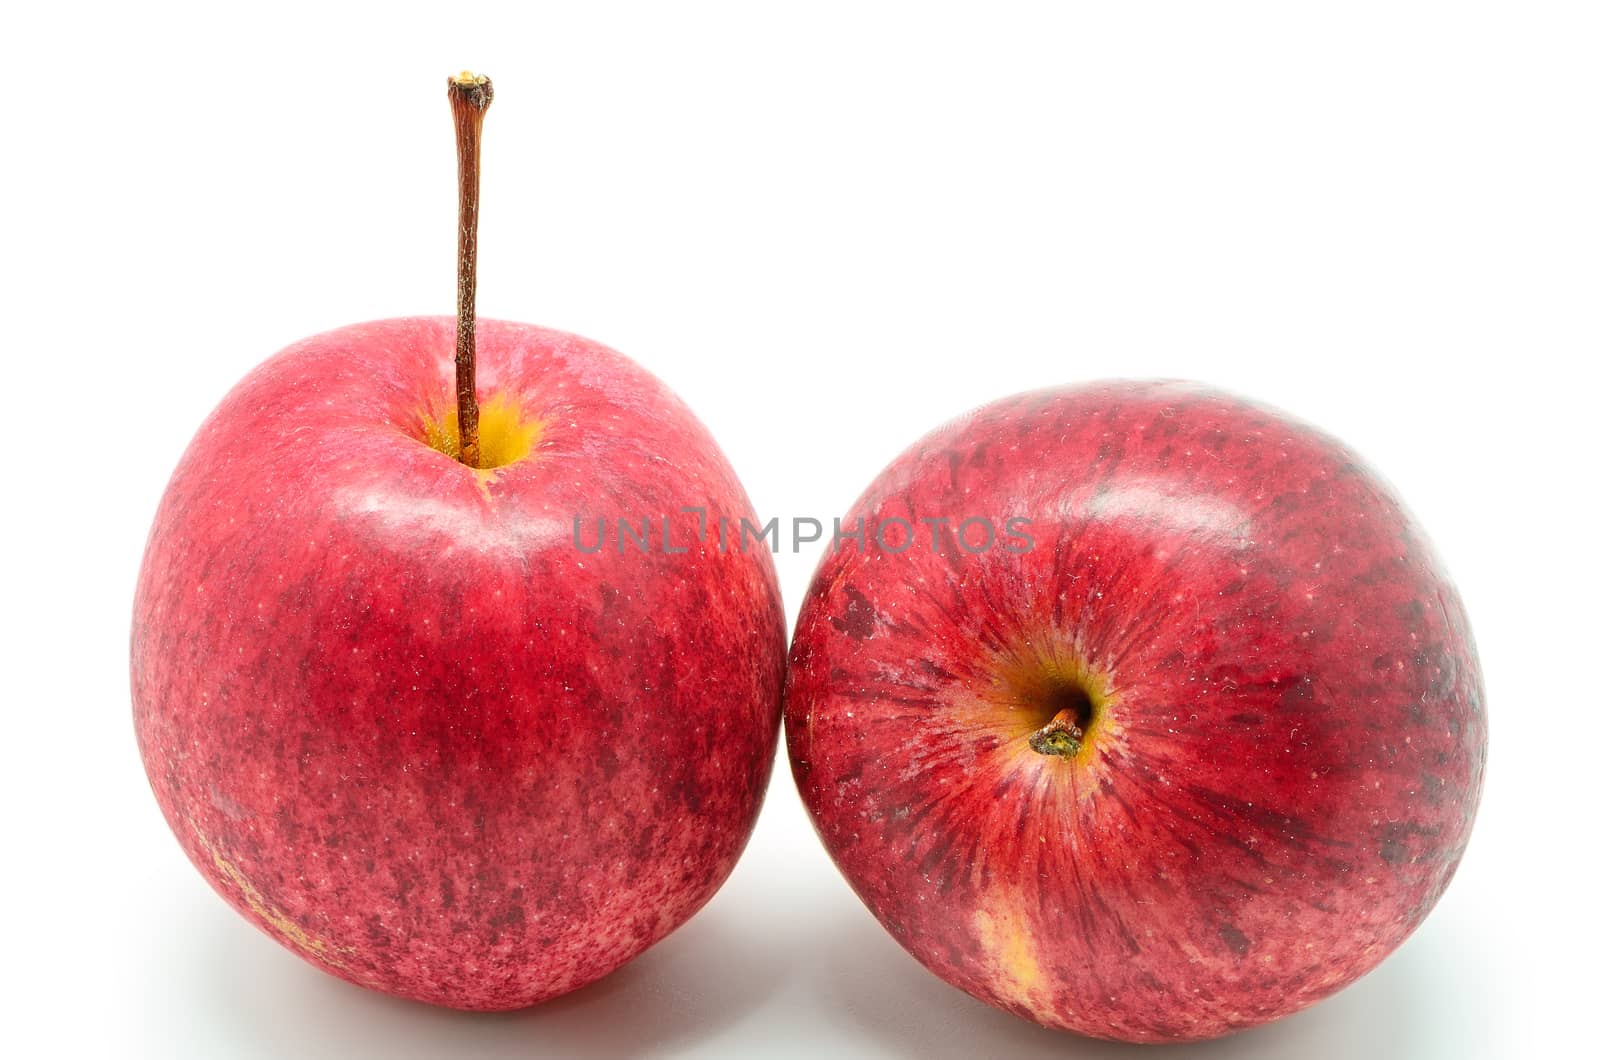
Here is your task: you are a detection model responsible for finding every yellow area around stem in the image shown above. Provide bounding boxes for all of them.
[973,901,1050,1014]
[193,832,348,969]
[978,635,1120,760]
[422,393,543,472]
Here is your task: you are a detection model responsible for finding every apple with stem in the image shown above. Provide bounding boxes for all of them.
[132,74,785,1009]
[784,382,1486,1042]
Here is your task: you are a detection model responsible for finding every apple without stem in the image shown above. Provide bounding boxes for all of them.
[785,382,1486,1042]
[132,316,785,1007]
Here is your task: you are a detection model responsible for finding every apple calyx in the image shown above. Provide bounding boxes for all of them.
[448,71,493,468]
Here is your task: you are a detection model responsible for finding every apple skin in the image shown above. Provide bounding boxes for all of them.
[132,317,785,1009]
[785,382,1485,1042]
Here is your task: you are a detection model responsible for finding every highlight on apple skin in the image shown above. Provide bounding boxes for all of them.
[784,381,1486,1042]
[131,317,786,1009]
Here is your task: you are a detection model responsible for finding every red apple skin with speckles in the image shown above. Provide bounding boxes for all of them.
[132,317,785,1010]
[785,382,1486,1043]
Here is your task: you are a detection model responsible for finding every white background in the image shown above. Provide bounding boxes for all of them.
[3,3,1596,1057]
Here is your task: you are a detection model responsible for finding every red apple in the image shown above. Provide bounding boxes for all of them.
[785,381,1486,1042]
[132,316,785,1008]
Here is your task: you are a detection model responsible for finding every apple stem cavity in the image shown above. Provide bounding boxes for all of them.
[1023,678,1096,758]
[448,71,493,469]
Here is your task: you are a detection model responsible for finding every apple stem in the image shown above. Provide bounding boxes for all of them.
[448,72,493,468]
[1028,711,1085,758]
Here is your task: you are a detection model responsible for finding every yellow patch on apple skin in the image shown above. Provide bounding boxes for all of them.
[422,393,542,472]
[194,833,349,970]
[973,902,1050,1014]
